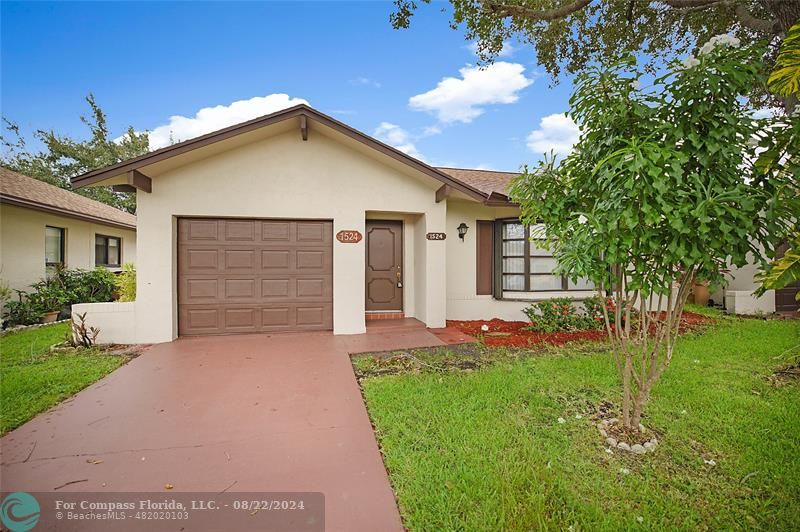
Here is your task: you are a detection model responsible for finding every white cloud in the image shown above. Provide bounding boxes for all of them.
[467,41,516,58]
[422,125,442,136]
[373,122,425,161]
[147,93,308,149]
[349,76,382,88]
[409,62,533,123]
[526,113,580,156]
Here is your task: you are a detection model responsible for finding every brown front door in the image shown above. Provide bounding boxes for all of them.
[365,221,403,311]
[177,218,333,336]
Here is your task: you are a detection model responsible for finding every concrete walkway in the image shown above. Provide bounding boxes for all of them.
[1,320,472,531]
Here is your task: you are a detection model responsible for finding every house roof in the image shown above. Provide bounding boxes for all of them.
[71,104,516,205]
[435,167,518,200]
[0,167,137,230]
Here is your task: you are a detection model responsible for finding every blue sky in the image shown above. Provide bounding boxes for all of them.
[1,1,579,171]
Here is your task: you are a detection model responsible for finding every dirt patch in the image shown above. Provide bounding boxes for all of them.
[351,343,563,379]
[770,361,800,386]
[447,319,606,348]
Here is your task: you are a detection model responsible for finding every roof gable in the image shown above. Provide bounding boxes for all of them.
[71,104,514,205]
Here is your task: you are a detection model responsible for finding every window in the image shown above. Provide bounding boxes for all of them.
[95,235,121,267]
[500,221,593,293]
[45,226,65,271]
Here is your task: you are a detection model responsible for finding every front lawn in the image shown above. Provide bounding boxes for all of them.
[0,323,131,435]
[356,316,800,530]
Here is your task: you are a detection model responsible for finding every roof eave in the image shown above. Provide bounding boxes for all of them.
[0,194,136,230]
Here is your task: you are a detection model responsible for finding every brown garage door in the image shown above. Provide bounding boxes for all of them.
[178,218,333,336]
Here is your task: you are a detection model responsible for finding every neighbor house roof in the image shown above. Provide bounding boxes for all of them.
[0,167,136,230]
[71,104,517,205]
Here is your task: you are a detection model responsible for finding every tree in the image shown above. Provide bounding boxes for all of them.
[1,94,149,213]
[756,21,800,298]
[391,0,799,106]
[508,39,796,431]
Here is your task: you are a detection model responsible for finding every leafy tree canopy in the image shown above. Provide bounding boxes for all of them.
[392,0,799,106]
[508,38,796,428]
[1,94,149,214]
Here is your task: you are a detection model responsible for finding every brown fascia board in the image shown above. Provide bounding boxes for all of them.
[71,104,490,202]
[484,191,516,206]
[0,194,137,230]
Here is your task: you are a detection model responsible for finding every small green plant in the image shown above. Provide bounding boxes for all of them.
[115,263,136,302]
[524,297,583,332]
[27,278,68,313]
[4,293,41,327]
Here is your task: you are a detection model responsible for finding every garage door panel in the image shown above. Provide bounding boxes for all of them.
[223,220,256,241]
[182,248,220,272]
[178,218,332,336]
[261,221,291,241]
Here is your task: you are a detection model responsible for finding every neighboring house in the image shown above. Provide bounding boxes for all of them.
[710,242,800,315]
[0,167,136,293]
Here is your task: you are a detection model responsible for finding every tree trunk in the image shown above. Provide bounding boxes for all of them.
[763,0,800,33]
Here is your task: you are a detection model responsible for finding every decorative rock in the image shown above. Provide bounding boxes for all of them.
[631,444,646,454]
[601,419,610,426]
[617,442,631,451]
[557,417,566,424]
[599,428,608,438]
[606,437,618,447]
[650,437,658,446]
[643,441,654,450]
[608,417,618,424]
[638,424,646,432]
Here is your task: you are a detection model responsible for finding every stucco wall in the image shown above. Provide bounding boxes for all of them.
[0,204,136,292]
[134,126,448,343]
[445,200,530,321]
[72,302,137,344]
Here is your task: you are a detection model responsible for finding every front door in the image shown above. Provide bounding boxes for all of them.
[365,221,403,311]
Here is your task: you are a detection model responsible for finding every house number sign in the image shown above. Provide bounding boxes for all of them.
[426,232,447,241]
[336,230,363,243]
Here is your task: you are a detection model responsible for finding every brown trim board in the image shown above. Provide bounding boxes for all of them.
[0,194,136,230]
[70,105,494,203]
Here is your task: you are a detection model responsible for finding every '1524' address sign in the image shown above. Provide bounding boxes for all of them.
[336,230,363,243]
[426,232,446,240]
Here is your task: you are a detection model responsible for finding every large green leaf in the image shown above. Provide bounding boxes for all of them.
[768,22,800,97]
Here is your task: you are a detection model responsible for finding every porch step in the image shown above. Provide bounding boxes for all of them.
[365,312,405,321]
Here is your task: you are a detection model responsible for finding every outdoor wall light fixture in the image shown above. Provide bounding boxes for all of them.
[457,222,469,241]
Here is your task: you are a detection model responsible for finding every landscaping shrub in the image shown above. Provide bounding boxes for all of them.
[115,263,136,302]
[523,297,620,332]
[3,297,42,326]
[56,267,117,303]
[2,267,117,327]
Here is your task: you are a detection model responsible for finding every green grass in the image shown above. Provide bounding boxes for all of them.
[358,318,800,530]
[0,323,129,434]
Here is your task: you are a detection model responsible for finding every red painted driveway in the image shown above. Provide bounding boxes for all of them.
[1,321,469,531]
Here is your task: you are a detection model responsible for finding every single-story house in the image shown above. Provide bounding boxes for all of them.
[70,105,599,343]
[1,167,136,293]
[69,105,789,344]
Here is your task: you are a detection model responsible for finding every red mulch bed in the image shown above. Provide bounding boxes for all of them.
[447,311,712,348]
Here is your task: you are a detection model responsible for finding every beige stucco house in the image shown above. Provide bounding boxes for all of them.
[71,105,600,344]
[1,168,136,293]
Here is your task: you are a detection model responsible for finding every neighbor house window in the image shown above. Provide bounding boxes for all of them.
[45,226,65,270]
[500,221,593,293]
[95,235,121,267]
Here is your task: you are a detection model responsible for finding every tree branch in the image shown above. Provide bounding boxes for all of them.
[733,3,778,33]
[484,0,593,22]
